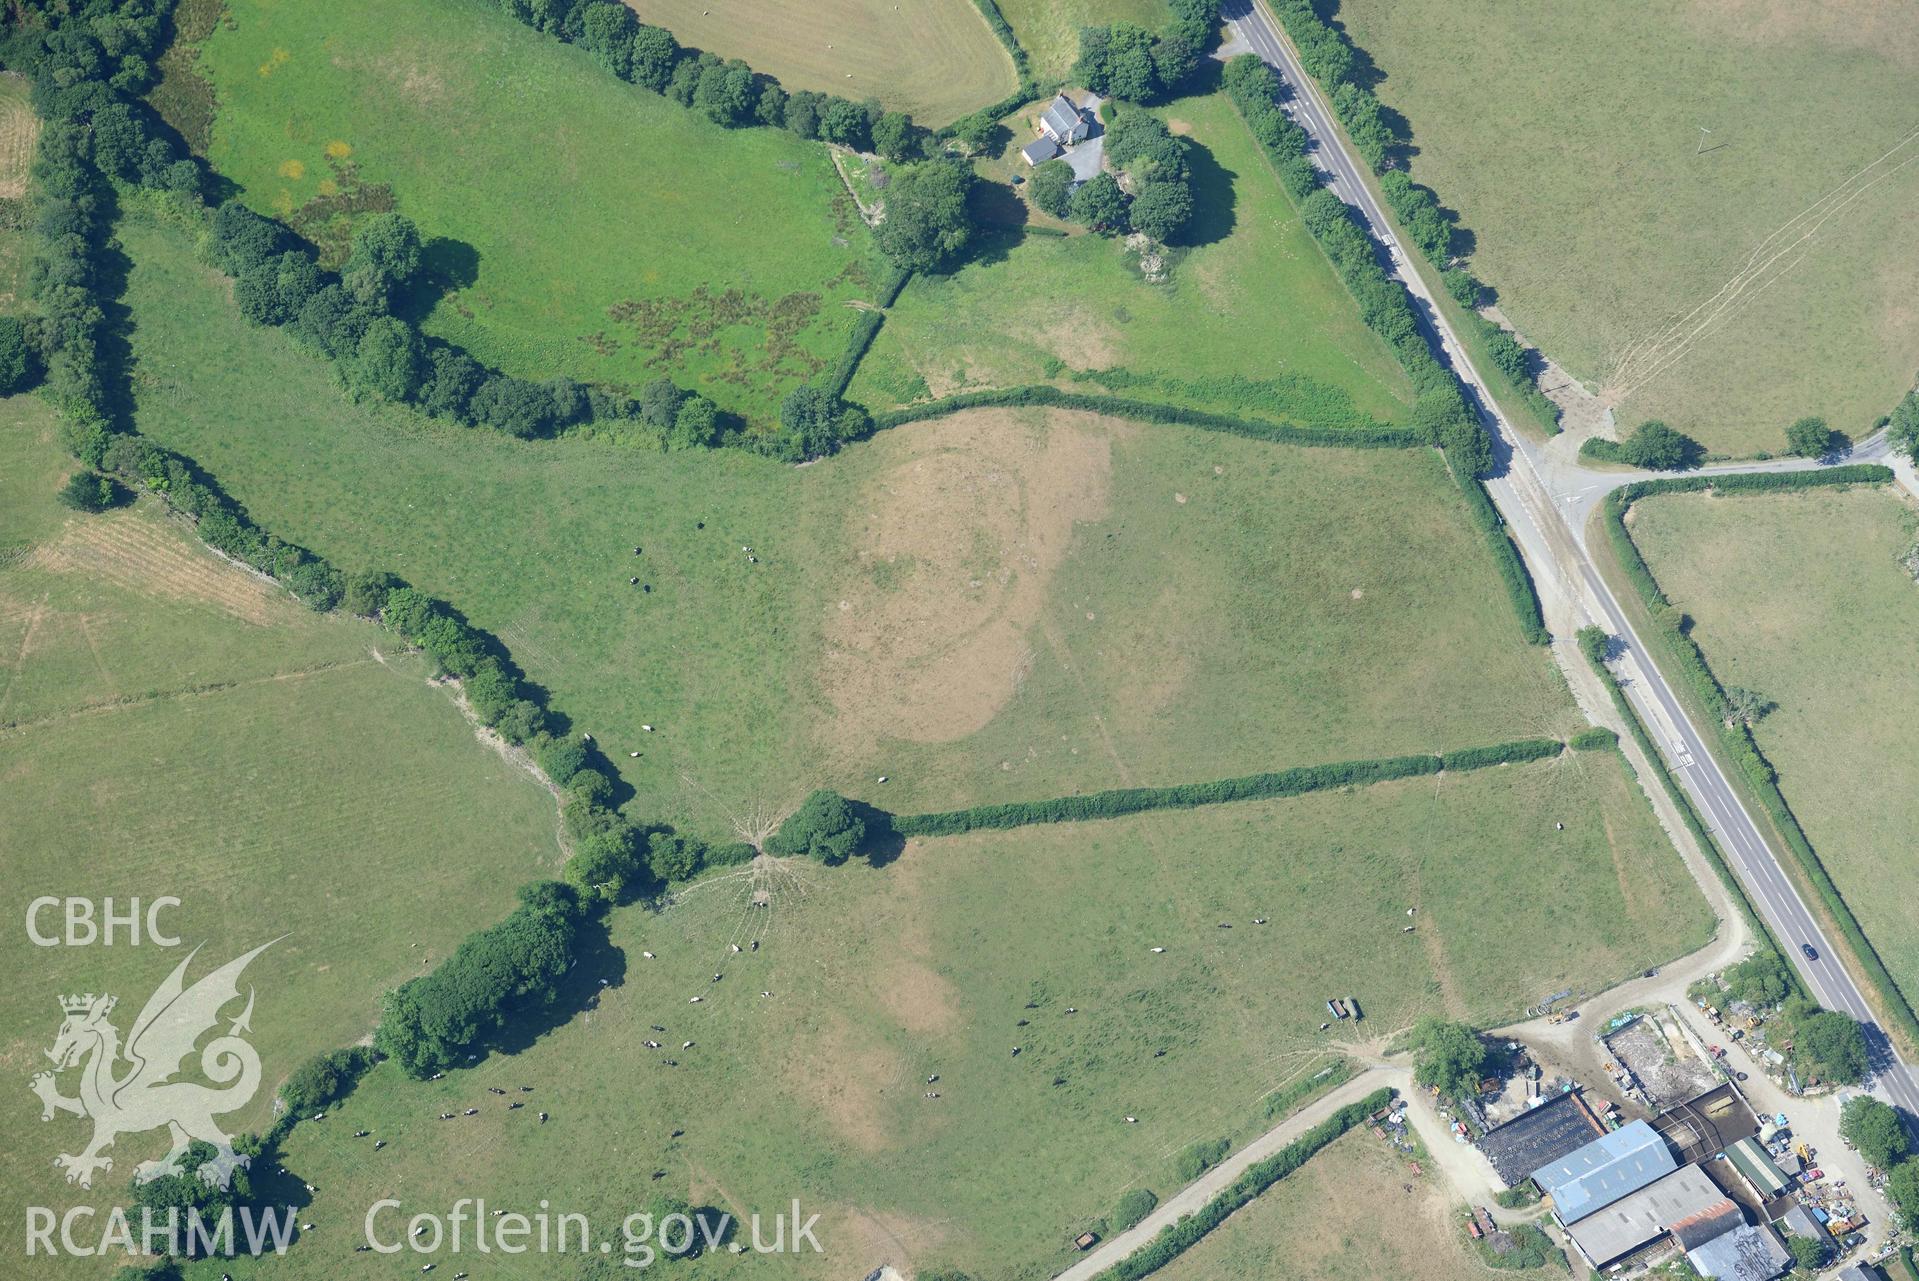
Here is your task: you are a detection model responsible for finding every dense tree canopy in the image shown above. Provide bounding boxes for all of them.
[767,790,865,864]
[1788,1002,1870,1084]
[1618,419,1700,471]
[376,881,591,1076]
[1409,1018,1487,1098]
[1785,415,1842,459]
[874,160,976,272]
[1070,172,1130,234]
[1840,1096,1911,1171]
[1027,159,1074,218]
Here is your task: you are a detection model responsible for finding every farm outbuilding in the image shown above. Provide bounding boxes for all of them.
[1535,1119,1678,1224]
[1686,1222,1790,1281]
[1477,1088,1608,1186]
[1562,1164,1727,1269]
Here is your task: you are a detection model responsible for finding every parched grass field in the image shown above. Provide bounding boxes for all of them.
[994,0,1169,80]
[1335,0,1919,454]
[0,397,567,1265]
[0,72,41,312]
[1153,1130,1496,1281]
[199,0,895,423]
[851,91,1417,427]
[1629,483,1919,1003]
[210,751,1707,1280]
[120,208,1575,841]
[621,0,1018,125]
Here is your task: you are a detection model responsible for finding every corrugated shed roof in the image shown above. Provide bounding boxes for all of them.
[1565,1164,1729,1266]
[1536,1120,1678,1223]
[1726,1137,1791,1196]
[1687,1223,1790,1281]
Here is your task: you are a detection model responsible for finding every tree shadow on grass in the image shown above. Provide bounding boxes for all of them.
[1175,136,1237,247]
[487,913,626,1060]
[393,235,481,325]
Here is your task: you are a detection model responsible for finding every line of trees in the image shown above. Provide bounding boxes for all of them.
[1224,50,1557,646]
[502,0,930,161]
[1262,0,1563,431]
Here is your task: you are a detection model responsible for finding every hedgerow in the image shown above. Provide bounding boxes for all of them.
[1601,465,1918,1045]
[1067,366,1387,434]
[1568,727,1618,752]
[1094,1088,1393,1281]
[891,738,1566,837]
[872,383,1423,449]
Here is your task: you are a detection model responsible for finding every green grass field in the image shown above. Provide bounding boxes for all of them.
[0,395,568,1266]
[199,0,895,424]
[995,0,1170,80]
[1153,1131,1490,1281]
[1335,0,1919,454]
[195,751,1707,1280]
[1630,484,1919,1002]
[622,0,1018,125]
[117,207,1575,841]
[852,91,1417,427]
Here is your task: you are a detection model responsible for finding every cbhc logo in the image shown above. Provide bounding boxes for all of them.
[26,897,183,947]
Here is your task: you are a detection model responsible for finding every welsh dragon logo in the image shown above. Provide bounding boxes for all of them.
[31,942,274,1191]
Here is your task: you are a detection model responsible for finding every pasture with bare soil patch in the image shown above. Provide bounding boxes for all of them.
[1336,0,1919,453]
[0,396,567,1261]
[258,753,1707,1281]
[623,0,1018,125]
[120,206,1581,833]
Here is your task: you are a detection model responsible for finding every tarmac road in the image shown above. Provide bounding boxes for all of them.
[1222,0,1919,1127]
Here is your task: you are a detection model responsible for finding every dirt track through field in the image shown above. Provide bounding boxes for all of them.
[1606,123,1919,400]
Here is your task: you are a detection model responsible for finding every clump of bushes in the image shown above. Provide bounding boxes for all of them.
[1580,420,1702,470]
[1072,0,1219,105]
[767,790,866,865]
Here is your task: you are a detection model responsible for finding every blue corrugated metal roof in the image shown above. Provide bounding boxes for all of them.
[1534,1119,1678,1223]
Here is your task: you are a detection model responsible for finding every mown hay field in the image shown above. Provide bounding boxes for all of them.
[0,72,41,312]
[623,0,1018,125]
[1631,483,1919,1002]
[853,91,1417,427]
[119,206,1577,842]
[1336,0,1919,454]
[199,0,895,425]
[235,752,1706,1281]
[0,396,567,1269]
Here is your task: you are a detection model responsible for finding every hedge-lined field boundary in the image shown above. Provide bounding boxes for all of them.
[1601,465,1915,1042]
[872,382,1425,448]
[1094,1087,1395,1281]
[889,737,1566,837]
